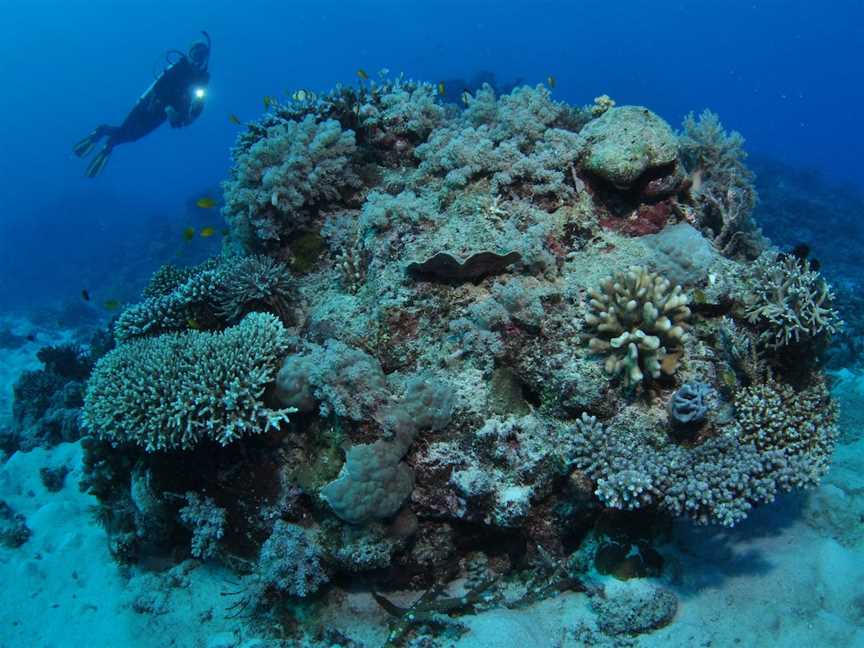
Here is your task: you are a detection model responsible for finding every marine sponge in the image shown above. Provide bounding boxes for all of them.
[586,267,690,387]
[84,312,294,451]
[223,115,361,249]
[741,252,841,350]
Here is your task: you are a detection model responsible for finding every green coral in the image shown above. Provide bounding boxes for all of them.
[84,312,294,451]
[586,267,690,387]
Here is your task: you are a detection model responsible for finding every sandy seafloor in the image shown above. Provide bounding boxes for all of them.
[1,317,862,648]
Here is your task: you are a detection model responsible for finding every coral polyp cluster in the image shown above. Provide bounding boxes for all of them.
[586,266,690,387]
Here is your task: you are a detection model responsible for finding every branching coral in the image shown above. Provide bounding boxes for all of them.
[84,313,294,451]
[679,110,759,257]
[735,378,837,459]
[586,267,690,387]
[223,115,361,249]
[214,255,293,323]
[572,402,834,526]
[116,256,294,340]
[741,252,841,350]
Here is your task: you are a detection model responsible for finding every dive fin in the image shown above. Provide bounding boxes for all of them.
[73,134,97,158]
[85,147,111,178]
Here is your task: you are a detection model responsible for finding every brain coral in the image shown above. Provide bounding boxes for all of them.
[83,312,294,451]
[586,267,691,387]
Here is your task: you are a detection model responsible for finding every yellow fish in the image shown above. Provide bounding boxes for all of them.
[187,317,201,330]
[196,197,217,209]
[292,89,308,102]
[228,114,241,125]
[546,75,556,88]
[263,95,273,108]
[103,299,121,311]
[357,68,369,81]
[461,91,471,105]
[437,81,445,96]
[200,227,216,238]
[182,227,196,241]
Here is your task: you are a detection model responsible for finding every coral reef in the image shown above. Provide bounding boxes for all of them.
[51,76,844,644]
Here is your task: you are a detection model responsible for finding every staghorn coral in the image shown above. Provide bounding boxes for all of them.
[223,115,361,249]
[586,267,691,387]
[213,254,293,323]
[84,312,294,451]
[741,252,841,351]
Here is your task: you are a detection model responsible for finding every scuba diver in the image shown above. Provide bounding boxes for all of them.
[73,32,211,178]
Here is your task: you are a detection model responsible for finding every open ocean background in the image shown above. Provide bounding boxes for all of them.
[0,0,862,312]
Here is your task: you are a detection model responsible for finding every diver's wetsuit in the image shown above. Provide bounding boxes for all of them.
[74,35,210,177]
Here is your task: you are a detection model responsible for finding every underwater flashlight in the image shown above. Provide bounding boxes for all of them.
[194,87,206,100]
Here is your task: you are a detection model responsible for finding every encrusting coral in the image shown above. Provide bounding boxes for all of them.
[586,266,691,387]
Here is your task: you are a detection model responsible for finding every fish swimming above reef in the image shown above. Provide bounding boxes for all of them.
[200,227,216,238]
[228,114,242,125]
[81,289,90,302]
[195,197,217,209]
[182,226,196,241]
[102,299,121,311]
[356,68,369,81]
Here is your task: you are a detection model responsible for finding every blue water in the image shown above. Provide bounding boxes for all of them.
[0,0,862,310]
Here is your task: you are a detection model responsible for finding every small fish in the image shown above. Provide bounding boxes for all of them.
[183,227,196,241]
[357,68,369,81]
[187,317,201,330]
[437,81,445,96]
[461,90,471,105]
[195,197,217,209]
[690,168,704,194]
[103,299,121,311]
[228,114,241,125]
[547,75,556,88]
[293,89,307,101]
[200,227,216,238]
[25,333,36,342]
[263,95,273,109]
[81,289,90,302]
[692,288,706,304]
